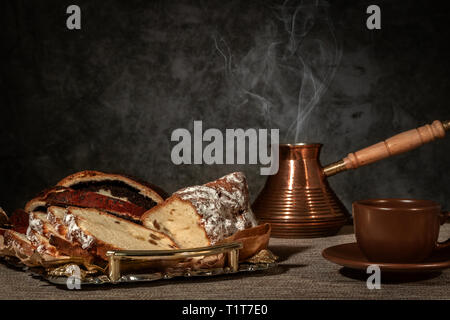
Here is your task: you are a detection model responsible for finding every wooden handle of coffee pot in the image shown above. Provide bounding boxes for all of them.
[323,120,450,177]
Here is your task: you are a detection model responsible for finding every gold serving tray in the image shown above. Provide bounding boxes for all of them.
[16,242,277,286]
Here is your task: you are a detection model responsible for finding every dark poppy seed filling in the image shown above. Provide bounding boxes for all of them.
[104,211,143,225]
[70,180,157,210]
[32,206,48,213]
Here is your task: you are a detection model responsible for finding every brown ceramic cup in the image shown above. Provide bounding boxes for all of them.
[353,199,450,263]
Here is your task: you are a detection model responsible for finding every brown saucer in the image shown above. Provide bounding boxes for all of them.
[322,243,450,272]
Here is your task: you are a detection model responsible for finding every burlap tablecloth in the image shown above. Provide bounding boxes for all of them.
[0,224,448,300]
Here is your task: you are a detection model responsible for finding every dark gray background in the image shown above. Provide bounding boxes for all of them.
[1,0,449,214]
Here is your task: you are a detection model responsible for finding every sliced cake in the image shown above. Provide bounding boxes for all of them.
[61,206,178,259]
[2,228,65,262]
[46,206,68,237]
[3,229,36,257]
[26,227,60,257]
[25,195,70,244]
[141,172,257,248]
[28,211,86,259]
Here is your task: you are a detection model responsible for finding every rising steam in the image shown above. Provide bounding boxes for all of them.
[214,0,342,142]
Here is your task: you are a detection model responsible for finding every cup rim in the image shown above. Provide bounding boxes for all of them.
[353,198,441,212]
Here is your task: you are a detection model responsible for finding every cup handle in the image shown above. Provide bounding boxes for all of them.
[436,211,450,250]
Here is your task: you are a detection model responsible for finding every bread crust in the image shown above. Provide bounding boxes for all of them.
[64,207,179,260]
[24,186,69,213]
[26,186,149,222]
[9,209,29,234]
[45,189,147,222]
[56,170,165,204]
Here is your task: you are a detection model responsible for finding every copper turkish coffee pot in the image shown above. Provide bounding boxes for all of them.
[253,120,450,238]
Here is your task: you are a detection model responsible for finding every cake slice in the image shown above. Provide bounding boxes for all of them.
[56,170,166,210]
[25,193,69,240]
[61,206,178,259]
[141,172,257,248]
[28,211,86,259]
[26,227,61,257]
[2,228,66,262]
[0,208,61,259]
[3,229,36,257]
[24,194,68,257]
[46,206,68,237]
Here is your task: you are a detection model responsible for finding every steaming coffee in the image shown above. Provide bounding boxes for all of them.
[353,199,450,263]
